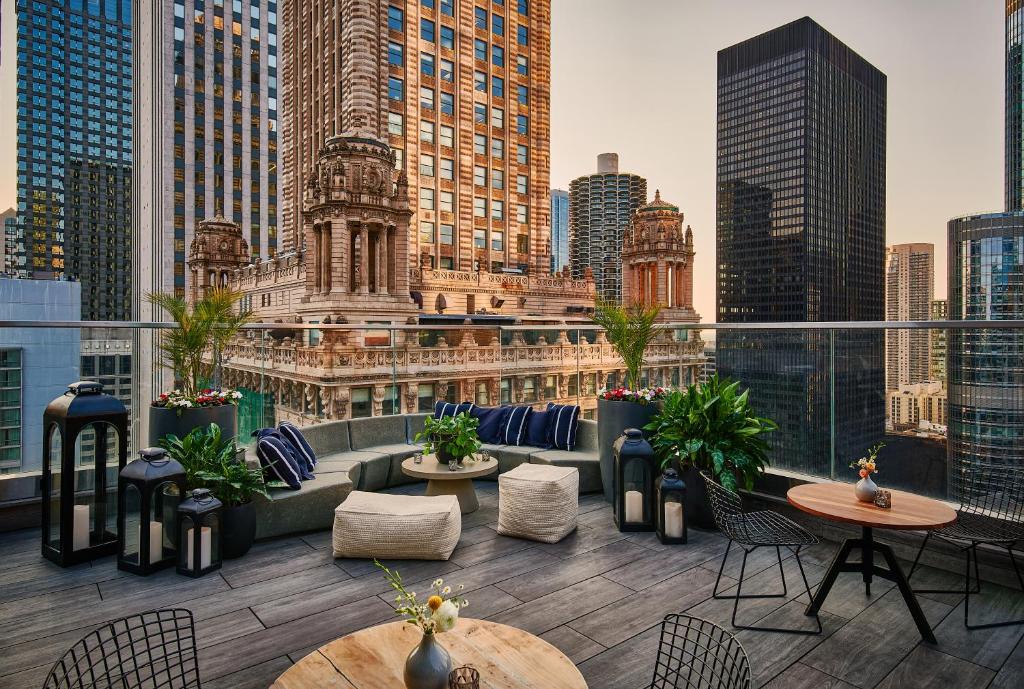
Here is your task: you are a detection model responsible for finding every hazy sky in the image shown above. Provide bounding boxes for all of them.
[1,1,1005,323]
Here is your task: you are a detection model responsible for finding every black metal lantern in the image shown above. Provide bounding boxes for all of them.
[612,428,656,532]
[656,468,687,544]
[176,489,223,577]
[42,381,129,566]
[118,448,187,575]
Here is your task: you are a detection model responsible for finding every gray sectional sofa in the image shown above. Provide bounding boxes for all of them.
[246,413,600,539]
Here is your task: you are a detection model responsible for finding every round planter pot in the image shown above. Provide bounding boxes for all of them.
[679,465,717,530]
[149,404,237,446]
[597,397,660,503]
[221,501,257,559]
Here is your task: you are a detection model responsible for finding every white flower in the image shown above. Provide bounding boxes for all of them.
[442,586,451,595]
[231,391,242,399]
[432,600,459,633]
[432,578,444,588]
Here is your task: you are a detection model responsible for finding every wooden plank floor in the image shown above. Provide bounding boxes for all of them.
[2,482,1023,689]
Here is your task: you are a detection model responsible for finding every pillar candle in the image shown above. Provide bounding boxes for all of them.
[186,527,212,570]
[625,490,643,523]
[149,521,164,564]
[73,504,90,551]
[664,502,684,539]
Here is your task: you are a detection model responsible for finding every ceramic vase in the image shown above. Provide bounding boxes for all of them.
[404,632,451,689]
[855,475,878,503]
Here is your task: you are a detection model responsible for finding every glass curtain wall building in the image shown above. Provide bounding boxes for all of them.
[1007,0,1023,211]
[12,0,132,320]
[716,17,886,475]
[550,188,568,273]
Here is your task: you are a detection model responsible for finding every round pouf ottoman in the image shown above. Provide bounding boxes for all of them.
[497,464,579,543]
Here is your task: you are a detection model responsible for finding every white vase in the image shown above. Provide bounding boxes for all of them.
[855,475,878,503]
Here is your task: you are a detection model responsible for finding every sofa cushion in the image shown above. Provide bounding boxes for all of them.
[531,450,602,494]
[499,406,532,446]
[406,413,430,443]
[472,406,511,444]
[494,444,536,475]
[278,421,317,471]
[348,415,408,450]
[525,409,553,449]
[254,431,306,487]
[295,420,351,454]
[545,403,581,451]
[433,401,474,418]
[372,444,425,486]
[332,491,462,560]
[254,471,354,539]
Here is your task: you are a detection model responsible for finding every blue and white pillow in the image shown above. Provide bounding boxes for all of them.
[525,409,553,449]
[500,406,532,446]
[545,403,581,451]
[278,421,317,473]
[253,429,305,489]
[433,400,475,419]
[472,406,511,444]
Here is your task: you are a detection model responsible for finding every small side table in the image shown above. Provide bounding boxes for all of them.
[401,455,498,513]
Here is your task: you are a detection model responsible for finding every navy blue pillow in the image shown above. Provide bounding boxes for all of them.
[278,421,317,472]
[253,431,304,489]
[433,400,475,419]
[525,409,553,449]
[546,403,581,451]
[472,406,511,444]
[500,406,532,446]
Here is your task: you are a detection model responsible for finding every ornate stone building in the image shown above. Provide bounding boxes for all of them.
[188,217,252,301]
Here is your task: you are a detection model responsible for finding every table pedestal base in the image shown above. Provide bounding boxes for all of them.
[805,526,936,643]
[425,478,479,513]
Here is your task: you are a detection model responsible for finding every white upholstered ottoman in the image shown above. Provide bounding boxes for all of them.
[332,491,462,560]
[497,464,579,543]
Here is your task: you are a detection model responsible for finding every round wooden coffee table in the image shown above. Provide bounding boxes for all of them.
[271,618,588,689]
[788,482,957,643]
[401,455,498,513]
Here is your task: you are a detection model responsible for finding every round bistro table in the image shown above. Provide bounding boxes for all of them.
[270,618,588,689]
[401,455,498,513]
[787,482,957,644]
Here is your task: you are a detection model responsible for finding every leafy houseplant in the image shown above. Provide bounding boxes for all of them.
[415,413,482,465]
[161,423,268,558]
[645,375,777,527]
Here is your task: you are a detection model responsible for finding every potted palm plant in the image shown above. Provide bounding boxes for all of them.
[148,287,254,445]
[645,375,777,528]
[161,423,268,558]
[591,300,666,502]
[415,413,482,465]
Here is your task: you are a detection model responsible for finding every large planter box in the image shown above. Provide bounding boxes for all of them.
[149,405,238,446]
[597,397,659,503]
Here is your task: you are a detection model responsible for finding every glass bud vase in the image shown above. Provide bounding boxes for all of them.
[404,631,452,689]
[855,474,878,503]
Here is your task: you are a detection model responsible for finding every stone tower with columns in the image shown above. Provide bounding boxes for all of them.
[187,216,251,301]
[621,191,700,323]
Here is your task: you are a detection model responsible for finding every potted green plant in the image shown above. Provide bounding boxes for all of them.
[161,423,269,558]
[591,299,666,502]
[645,375,777,528]
[415,413,482,466]
[148,287,254,445]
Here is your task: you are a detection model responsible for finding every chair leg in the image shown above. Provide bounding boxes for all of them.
[907,531,931,582]
[964,543,1024,630]
[908,534,980,595]
[1008,544,1024,591]
[713,543,786,601]
[728,545,821,635]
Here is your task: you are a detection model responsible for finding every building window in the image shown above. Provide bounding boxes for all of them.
[388,41,404,66]
[522,377,537,402]
[440,125,455,147]
[420,154,435,177]
[420,220,435,243]
[474,38,487,61]
[420,86,435,110]
[440,157,454,179]
[474,70,486,92]
[517,24,528,45]
[351,387,371,418]
[492,200,504,220]
[544,375,557,398]
[388,112,404,136]
[420,120,435,143]
[474,165,487,186]
[388,77,404,101]
[421,18,435,42]
[516,174,528,194]
[517,0,528,14]
[517,204,528,224]
[440,25,454,49]
[440,190,454,212]
[517,85,528,106]
[517,233,529,253]
[492,107,504,129]
[423,0,435,8]
[418,383,435,412]
[492,44,504,66]
[476,382,489,405]
[492,14,504,36]
[474,102,487,124]
[500,379,511,404]
[388,5,404,31]
[517,54,528,75]
[441,224,454,244]
[440,58,454,81]
[491,138,504,159]
[474,133,487,155]
[421,52,435,75]
[420,188,435,209]
[517,144,528,164]
[440,0,454,16]
[474,228,486,247]
[474,6,487,29]
[492,230,504,250]
[440,91,454,115]
[492,75,504,98]
[492,169,504,190]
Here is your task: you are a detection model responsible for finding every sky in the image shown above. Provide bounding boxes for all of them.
[0,1,1006,323]
[549,0,1005,322]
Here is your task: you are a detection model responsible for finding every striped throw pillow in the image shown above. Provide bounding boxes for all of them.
[254,432,304,489]
[433,400,475,419]
[545,403,581,451]
[278,421,317,472]
[501,406,532,446]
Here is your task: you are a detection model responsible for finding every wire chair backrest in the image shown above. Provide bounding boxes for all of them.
[954,461,1024,527]
[701,471,748,542]
[43,608,201,689]
[649,614,751,689]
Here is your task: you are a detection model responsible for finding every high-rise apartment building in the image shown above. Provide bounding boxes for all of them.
[1007,0,1024,210]
[0,208,14,275]
[930,298,947,384]
[8,0,132,320]
[280,0,552,277]
[137,0,280,301]
[550,188,568,273]
[885,243,934,390]
[716,17,886,474]
[569,153,647,301]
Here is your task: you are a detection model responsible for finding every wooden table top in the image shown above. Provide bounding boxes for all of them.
[401,455,499,481]
[787,482,957,530]
[271,618,588,689]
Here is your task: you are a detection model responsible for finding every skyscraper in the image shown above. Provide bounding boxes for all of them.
[885,243,934,390]
[716,17,886,474]
[1007,0,1023,210]
[930,298,947,384]
[550,188,568,273]
[569,153,646,301]
[8,0,132,320]
[280,0,553,277]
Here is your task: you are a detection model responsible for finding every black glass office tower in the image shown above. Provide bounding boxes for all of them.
[13,0,133,320]
[1008,1,1023,210]
[716,17,886,475]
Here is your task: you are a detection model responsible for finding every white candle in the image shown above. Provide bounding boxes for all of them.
[625,490,643,523]
[186,527,212,570]
[149,521,164,565]
[664,502,684,539]
[73,505,90,551]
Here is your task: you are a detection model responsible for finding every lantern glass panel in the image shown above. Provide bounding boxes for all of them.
[46,424,62,549]
[122,483,142,566]
[623,457,651,524]
[150,481,182,563]
[179,515,196,571]
[73,422,121,544]
[202,513,220,566]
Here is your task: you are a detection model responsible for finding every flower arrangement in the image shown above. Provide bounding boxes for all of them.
[152,388,243,410]
[850,442,885,479]
[598,386,668,405]
[377,560,468,635]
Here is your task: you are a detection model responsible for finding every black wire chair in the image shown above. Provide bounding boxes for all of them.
[43,608,201,689]
[907,461,1024,629]
[702,471,821,635]
[648,614,751,689]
